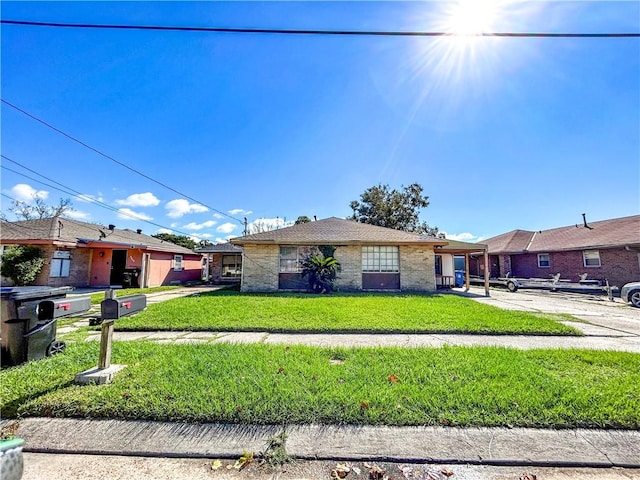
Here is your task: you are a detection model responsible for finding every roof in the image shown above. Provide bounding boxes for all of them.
[438,238,488,253]
[231,217,448,246]
[0,217,198,255]
[482,215,640,254]
[195,242,242,254]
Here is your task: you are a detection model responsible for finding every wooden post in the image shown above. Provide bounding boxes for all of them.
[464,254,470,292]
[483,249,490,297]
[98,320,115,369]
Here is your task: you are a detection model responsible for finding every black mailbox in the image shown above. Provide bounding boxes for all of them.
[101,295,147,320]
[36,297,92,320]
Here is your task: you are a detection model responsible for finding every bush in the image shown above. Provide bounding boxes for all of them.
[1,246,45,285]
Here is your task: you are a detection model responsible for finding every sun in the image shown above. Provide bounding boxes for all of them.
[444,1,500,36]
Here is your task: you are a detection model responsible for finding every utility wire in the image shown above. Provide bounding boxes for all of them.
[2,19,639,37]
[0,98,244,225]
[1,155,207,240]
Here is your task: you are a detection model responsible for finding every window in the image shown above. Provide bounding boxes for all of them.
[362,246,399,273]
[279,246,318,273]
[537,253,550,268]
[222,255,242,277]
[435,255,442,275]
[173,255,183,271]
[50,250,71,278]
[583,250,601,267]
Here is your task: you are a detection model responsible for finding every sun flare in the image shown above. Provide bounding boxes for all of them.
[444,1,500,36]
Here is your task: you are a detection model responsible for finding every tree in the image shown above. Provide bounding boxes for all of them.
[152,233,197,250]
[198,239,214,248]
[349,183,439,236]
[300,253,341,294]
[0,245,46,285]
[294,216,311,224]
[5,197,74,221]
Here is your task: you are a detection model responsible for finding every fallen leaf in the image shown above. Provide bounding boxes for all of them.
[211,460,223,470]
[440,467,454,477]
[518,474,537,480]
[369,465,385,480]
[360,401,370,410]
[388,374,399,383]
[278,366,285,374]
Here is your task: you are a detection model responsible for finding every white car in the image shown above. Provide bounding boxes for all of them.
[620,282,640,308]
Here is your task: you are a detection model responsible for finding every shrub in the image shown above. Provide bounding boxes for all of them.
[1,245,45,285]
[300,254,340,293]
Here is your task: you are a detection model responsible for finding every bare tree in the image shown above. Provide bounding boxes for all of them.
[6,197,74,221]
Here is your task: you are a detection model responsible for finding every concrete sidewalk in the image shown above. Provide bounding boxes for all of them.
[3,418,639,468]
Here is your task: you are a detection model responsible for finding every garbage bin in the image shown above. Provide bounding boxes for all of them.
[1,287,90,367]
[454,271,465,288]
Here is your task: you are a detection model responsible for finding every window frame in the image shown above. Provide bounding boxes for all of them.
[50,250,71,278]
[173,254,183,271]
[537,253,550,268]
[583,250,601,268]
[362,246,400,273]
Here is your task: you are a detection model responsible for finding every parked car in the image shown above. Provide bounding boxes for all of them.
[620,282,640,308]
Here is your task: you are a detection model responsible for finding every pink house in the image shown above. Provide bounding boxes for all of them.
[0,217,203,288]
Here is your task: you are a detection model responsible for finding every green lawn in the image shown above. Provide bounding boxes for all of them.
[86,286,183,305]
[1,342,637,428]
[114,291,580,335]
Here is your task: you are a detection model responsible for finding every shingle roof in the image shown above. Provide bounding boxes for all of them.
[0,217,197,255]
[195,242,242,253]
[482,215,640,253]
[231,217,447,246]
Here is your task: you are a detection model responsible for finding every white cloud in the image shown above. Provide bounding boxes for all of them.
[10,183,49,202]
[216,222,237,234]
[212,213,224,219]
[215,235,236,244]
[199,233,214,239]
[165,199,208,218]
[116,192,160,207]
[441,232,483,243]
[229,208,253,216]
[156,228,173,234]
[117,208,153,221]
[182,220,217,231]
[64,210,91,220]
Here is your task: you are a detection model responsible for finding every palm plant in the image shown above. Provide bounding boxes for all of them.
[300,254,340,294]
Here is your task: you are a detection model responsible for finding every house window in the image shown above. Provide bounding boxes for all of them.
[537,253,550,268]
[222,254,242,277]
[362,246,399,273]
[435,255,442,275]
[279,246,318,273]
[173,255,183,271]
[50,250,71,278]
[583,250,601,267]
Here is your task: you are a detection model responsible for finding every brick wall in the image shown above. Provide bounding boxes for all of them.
[510,247,640,287]
[400,245,437,291]
[240,244,279,292]
[37,246,91,287]
[333,245,362,291]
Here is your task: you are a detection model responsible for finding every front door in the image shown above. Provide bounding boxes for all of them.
[110,249,127,286]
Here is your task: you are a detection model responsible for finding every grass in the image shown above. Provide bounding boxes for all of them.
[1,342,637,428]
[114,291,580,335]
[86,286,183,305]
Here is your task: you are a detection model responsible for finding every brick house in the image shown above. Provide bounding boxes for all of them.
[195,242,242,285]
[230,217,488,293]
[0,217,203,288]
[470,215,640,288]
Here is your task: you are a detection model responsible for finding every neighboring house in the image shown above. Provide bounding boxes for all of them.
[230,217,488,293]
[195,242,243,285]
[0,217,203,288]
[470,215,640,288]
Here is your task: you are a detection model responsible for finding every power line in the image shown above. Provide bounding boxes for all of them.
[1,155,208,240]
[0,99,244,225]
[2,19,639,38]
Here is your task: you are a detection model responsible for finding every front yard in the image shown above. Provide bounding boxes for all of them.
[112,291,580,335]
[1,342,638,428]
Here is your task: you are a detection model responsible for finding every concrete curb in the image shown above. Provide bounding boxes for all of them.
[3,418,639,468]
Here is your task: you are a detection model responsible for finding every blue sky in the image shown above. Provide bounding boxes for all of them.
[2,1,639,244]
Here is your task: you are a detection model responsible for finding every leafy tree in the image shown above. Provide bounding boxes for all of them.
[152,233,197,250]
[198,239,214,248]
[300,253,341,294]
[4,197,74,221]
[294,216,311,224]
[349,183,439,236]
[0,245,46,285]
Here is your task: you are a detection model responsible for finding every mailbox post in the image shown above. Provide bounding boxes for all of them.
[75,289,147,385]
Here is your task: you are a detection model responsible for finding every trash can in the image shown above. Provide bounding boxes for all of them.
[1,287,90,367]
[454,271,465,288]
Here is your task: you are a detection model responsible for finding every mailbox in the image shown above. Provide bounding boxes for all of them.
[101,295,147,320]
[19,297,93,321]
